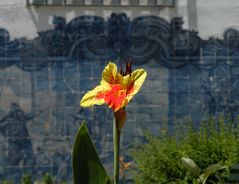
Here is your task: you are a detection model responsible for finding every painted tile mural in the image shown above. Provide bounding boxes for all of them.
[0,12,239,182]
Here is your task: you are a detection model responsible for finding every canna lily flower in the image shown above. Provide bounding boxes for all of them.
[80,61,147,112]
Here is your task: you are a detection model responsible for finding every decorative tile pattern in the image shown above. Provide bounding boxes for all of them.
[0,13,239,182]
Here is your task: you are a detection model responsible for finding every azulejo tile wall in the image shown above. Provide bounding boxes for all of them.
[0,12,239,182]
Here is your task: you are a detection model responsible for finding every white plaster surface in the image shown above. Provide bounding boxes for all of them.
[197,0,239,7]
[197,6,239,38]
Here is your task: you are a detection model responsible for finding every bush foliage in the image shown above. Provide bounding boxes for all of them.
[131,116,239,184]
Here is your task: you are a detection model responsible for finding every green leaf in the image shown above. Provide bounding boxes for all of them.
[182,157,201,177]
[72,121,112,184]
[199,164,227,184]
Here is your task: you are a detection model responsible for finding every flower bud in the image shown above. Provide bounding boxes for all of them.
[114,108,127,131]
[119,65,125,76]
[126,59,132,75]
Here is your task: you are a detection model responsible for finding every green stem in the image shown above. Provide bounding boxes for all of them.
[113,117,121,184]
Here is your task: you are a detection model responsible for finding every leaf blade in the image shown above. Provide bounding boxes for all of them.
[181,157,201,177]
[199,164,227,184]
[72,121,112,184]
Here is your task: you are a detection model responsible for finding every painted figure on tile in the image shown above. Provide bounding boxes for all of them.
[0,103,43,167]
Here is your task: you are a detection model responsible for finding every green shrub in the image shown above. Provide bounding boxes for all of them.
[42,173,54,184]
[131,116,239,184]
[21,173,32,184]
[2,180,13,184]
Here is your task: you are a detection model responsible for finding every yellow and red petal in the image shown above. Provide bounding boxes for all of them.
[124,69,147,105]
[100,62,118,87]
[80,85,106,107]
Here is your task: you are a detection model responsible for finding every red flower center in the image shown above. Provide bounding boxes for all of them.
[96,84,127,111]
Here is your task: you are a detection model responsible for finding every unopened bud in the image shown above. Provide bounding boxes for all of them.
[119,65,125,76]
[114,108,127,131]
[126,59,132,75]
